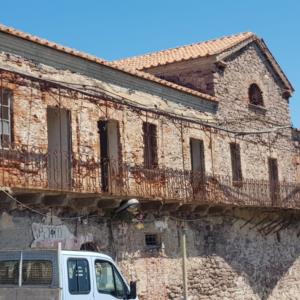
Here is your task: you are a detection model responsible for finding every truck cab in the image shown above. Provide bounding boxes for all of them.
[0,249,138,300]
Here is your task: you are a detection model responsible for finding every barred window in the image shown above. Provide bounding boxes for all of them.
[145,234,160,248]
[0,88,12,147]
[249,84,264,106]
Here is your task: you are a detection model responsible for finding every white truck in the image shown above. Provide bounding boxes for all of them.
[0,248,138,300]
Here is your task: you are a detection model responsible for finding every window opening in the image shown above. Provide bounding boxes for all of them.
[80,242,99,252]
[145,234,160,248]
[249,84,264,106]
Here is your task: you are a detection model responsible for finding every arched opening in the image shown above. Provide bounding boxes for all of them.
[248,83,264,106]
[80,242,99,252]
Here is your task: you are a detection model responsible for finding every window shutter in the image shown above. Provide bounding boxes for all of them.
[230,143,243,182]
[143,122,158,168]
[268,158,279,204]
[190,138,205,178]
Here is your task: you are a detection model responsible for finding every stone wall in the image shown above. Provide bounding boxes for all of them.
[0,34,299,300]
[139,42,298,183]
[1,209,300,300]
[0,49,297,185]
[145,58,216,96]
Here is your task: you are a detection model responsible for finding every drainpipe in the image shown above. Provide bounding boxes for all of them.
[181,222,188,300]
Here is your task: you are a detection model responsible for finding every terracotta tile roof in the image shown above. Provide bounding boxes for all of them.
[114,32,255,70]
[114,32,294,93]
[0,24,217,102]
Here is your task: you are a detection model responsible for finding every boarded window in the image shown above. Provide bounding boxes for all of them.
[143,122,158,168]
[268,158,279,204]
[22,260,53,285]
[0,88,12,147]
[230,143,243,183]
[249,84,264,106]
[68,258,90,295]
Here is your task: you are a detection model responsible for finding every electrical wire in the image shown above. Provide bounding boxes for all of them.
[0,65,294,137]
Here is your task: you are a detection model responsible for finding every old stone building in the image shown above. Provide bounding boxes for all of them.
[0,25,299,299]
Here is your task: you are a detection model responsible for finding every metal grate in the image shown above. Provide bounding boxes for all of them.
[145,234,160,248]
[22,260,53,285]
[0,260,19,285]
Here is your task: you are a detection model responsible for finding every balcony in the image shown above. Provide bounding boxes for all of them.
[0,144,300,209]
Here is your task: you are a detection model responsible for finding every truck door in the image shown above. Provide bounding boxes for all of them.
[93,259,130,300]
[63,255,93,300]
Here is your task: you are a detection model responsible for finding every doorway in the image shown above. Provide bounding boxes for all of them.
[190,138,206,198]
[47,107,71,190]
[98,120,121,193]
[268,158,279,205]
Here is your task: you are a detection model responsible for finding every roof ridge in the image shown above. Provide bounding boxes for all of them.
[0,23,218,102]
[0,23,109,64]
[114,32,254,65]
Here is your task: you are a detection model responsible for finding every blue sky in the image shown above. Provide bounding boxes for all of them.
[0,0,299,127]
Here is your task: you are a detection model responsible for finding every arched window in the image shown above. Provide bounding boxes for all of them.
[248,84,264,106]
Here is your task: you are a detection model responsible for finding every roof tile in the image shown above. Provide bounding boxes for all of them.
[0,24,217,102]
[114,32,254,70]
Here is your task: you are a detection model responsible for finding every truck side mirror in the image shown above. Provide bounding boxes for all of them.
[128,281,137,299]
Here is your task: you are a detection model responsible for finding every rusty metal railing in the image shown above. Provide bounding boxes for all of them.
[1,144,300,209]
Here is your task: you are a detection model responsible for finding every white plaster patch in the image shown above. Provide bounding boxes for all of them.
[31,222,93,250]
[0,212,14,229]
[155,220,168,231]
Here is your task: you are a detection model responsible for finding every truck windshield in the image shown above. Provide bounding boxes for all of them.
[95,260,127,298]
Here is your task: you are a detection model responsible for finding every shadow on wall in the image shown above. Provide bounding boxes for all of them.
[186,215,300,300]
[115,213,300,300]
